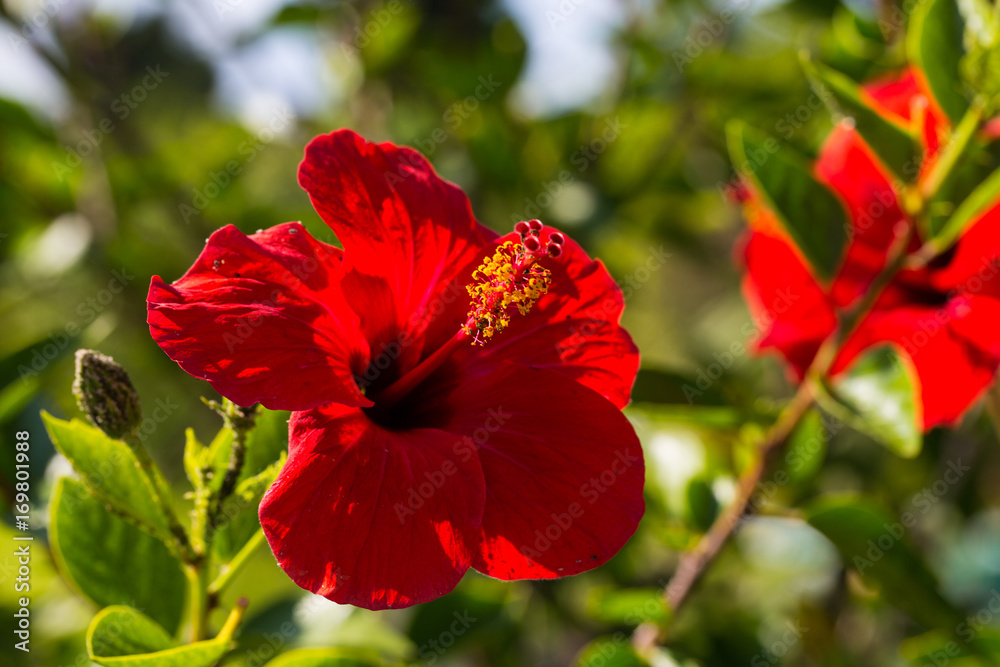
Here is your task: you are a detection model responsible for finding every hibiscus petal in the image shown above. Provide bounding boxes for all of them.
[833,296,1000,428]
[415,362,644,580]
[741,229,836,378]
[259,404,486,610]
[445,227,639,409]
[148,222,372,411]
[930,201,1000,293]
[815,125,907,307]
[298,129,498,377]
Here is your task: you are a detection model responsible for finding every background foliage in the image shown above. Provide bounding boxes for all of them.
[3,0,1000,665]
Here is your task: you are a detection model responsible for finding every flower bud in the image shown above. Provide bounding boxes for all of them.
[72,349,143,439]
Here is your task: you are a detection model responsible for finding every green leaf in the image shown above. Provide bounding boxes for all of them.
[43,412,171,539]
[87,606,231,667]
[213,455,285,561]
[901,627,1000,664]
[934,163,1000,249]
[264,648,390,667]
[803,57,921,180]
[574,636,647,667]
[727,120,848,281]
[685,476,718,532]
[806,495,962,630]
[200,407,287,494]
[630,367,728,406]
[585,588,671,626]
[820,346,922,458]
[783,408,827,484]
[908,0,969,123]
[49,478,186,632]
[183,428,211,490]
[241,408,290,482]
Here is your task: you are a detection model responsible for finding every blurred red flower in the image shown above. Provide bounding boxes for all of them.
[740,68,1000,429]
[147,129,644,609]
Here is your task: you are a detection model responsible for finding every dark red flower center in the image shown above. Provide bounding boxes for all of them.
[362,220,565,425]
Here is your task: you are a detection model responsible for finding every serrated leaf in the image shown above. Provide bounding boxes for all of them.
[727,120,848,281]
[43,412,171,540]
[803,58,921,180]
[87,606,231,667]
[934,162,1000,249]
[909,0,969,123]
[50,478,186,632]
[807,495,962,630]
[264,648,391,667]
[821,346,922,458]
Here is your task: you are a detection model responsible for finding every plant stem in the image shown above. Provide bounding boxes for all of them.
[185,562,210,642]
[663,382,816,614]
[124,434,197,563]
[217,597,251,642]
[656,217,920,634]
[207,530,268,597]
[920,97,986,206]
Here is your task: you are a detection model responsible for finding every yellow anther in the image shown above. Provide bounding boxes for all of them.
[462,240,553,345]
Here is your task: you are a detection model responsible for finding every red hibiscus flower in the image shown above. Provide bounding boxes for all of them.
[741,67,1000,429]
[147,129,644,609]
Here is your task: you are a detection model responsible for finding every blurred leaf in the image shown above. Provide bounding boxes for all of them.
[802,57,920,180]
[50,478,186,633]
[820,346,921,458]
[908,0,969,123]
[726,121,848,281]
[783,408,827,484]
[685,476,719,532]
[574,636,647,667]
[638,404,750,430]
[264,648,391,666]
[43,412,171,539]
[900,627,1000,665]
[0,334,80,389]
[934,162,1000,250]
[631,367,728,405]
[87,606,230,667]
[806,495,962,630]
[585,588,670,627]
